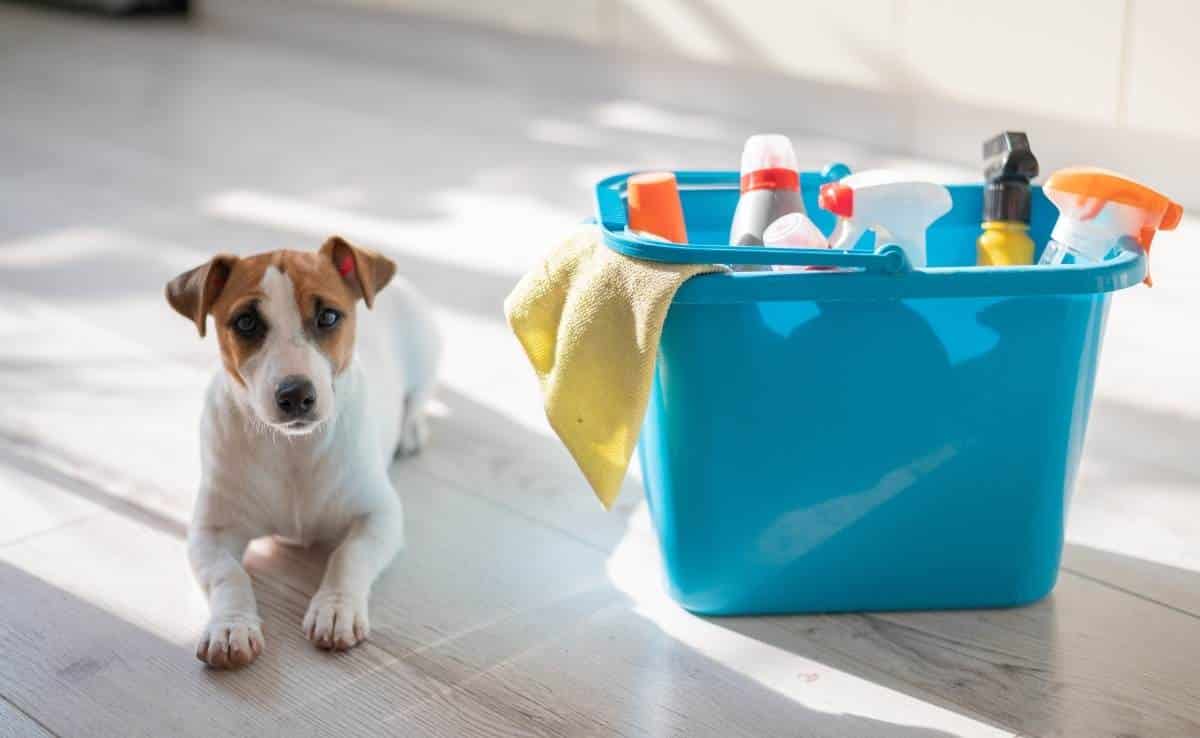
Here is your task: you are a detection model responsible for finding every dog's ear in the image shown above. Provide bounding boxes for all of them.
[165,254,238,337]
[319,235,395,309]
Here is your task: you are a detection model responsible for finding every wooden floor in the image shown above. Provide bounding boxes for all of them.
[1,3,1199,737]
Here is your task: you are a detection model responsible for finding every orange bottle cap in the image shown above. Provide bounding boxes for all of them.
[628,171,686,243]
[626,172,687,244]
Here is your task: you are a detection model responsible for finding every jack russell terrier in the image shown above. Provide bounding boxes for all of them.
[166,236,440,668]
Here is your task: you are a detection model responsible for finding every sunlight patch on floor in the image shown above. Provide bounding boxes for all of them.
[605,503,1012,738]
[202,187,577,278]
[0,509,205,647]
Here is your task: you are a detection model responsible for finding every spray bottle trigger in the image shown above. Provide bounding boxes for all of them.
[1162,201,1184,230]
[1138,230,1155,287]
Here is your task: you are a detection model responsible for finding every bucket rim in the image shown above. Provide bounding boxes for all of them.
[595,169,1147,302]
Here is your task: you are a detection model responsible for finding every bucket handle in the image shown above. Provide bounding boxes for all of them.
[594,168,911,274]
[603,229,911,274]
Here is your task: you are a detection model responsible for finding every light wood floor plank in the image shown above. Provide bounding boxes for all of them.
[0,512,402,738]
[0,697,54,738]
[745,573,1200,737]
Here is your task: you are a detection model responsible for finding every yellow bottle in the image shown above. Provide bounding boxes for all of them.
[976,132,1038,266]
[978,220,1035,265]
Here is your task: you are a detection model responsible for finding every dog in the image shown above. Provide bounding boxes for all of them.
[165,235,440,668]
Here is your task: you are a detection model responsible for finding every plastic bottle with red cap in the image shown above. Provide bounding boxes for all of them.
[728,134,806,271]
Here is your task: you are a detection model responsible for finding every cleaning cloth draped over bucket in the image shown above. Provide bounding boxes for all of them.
[504,224,724,509]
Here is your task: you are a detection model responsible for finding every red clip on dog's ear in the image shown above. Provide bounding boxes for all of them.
[320,235,395,309]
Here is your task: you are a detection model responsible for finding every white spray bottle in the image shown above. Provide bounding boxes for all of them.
[817,170,952,269]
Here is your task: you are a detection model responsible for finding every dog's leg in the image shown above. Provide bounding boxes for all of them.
[396,298,441,458]
[396,382,436,457]
[189,527,264,668]
[303,498,403,650]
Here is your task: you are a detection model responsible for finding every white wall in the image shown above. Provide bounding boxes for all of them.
[214,0,1200,205]
[336,0,1195,128]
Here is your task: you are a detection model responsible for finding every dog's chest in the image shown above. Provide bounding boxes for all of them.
[200,362,389,544]
[236,438,360,544]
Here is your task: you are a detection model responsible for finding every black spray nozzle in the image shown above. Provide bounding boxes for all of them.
[982,131,1038,223]
[983,131,1038,183]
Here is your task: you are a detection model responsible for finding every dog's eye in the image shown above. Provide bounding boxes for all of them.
[317,308,341,329]
[233,312,261,336]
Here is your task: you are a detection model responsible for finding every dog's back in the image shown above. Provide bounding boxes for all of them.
[355,273,442,460]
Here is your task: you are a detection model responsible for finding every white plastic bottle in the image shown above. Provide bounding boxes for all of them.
[729,134,805,271]
[762,212,830,272]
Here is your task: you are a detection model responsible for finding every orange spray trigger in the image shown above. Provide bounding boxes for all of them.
[1140,200,1185,286]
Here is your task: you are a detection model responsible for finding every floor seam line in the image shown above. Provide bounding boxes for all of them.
[1061,566,1200,621]
[0,512,106,551]
[1,691,61,738]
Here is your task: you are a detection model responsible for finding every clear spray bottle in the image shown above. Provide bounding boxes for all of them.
[1038,168,1182,285]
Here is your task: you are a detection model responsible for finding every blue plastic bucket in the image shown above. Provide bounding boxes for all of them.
[594,169,1146,615]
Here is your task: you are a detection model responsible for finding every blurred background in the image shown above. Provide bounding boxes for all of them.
[1,1,1197,736]
[308,0,1200,205]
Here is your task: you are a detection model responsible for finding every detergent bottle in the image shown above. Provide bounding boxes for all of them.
[762,212,831,272]
[729,134,805,271]
[818,171,952,269]
[977,132,1038,266]
[1038,168,1182,285]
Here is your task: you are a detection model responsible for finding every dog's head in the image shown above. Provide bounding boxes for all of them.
[166,236,395,435]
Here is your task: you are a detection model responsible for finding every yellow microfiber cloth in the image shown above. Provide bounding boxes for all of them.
[504,224,724,509]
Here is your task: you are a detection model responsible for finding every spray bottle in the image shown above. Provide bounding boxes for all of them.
[729,134,805,271]
[1038,168,1182,285]
[977,132,1039,266]
[817,170,952,269]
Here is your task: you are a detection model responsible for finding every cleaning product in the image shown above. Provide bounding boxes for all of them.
[977,132,1039,266]
[729,134,805,271]
[762,212,831,272]
[1038,168,1182,285]
[818,170,952,269]
[626,171,688,243]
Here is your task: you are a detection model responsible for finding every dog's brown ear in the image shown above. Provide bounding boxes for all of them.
[165,254,238,337]
[320,235,395,309]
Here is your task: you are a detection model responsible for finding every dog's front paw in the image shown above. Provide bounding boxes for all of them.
[396,413,429,457]
[196,616,264,669]
[303,590,369,651]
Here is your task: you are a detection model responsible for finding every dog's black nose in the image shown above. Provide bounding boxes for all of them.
[275,376,316,417]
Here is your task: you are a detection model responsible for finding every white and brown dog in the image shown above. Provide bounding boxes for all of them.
[166,236,440,668]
